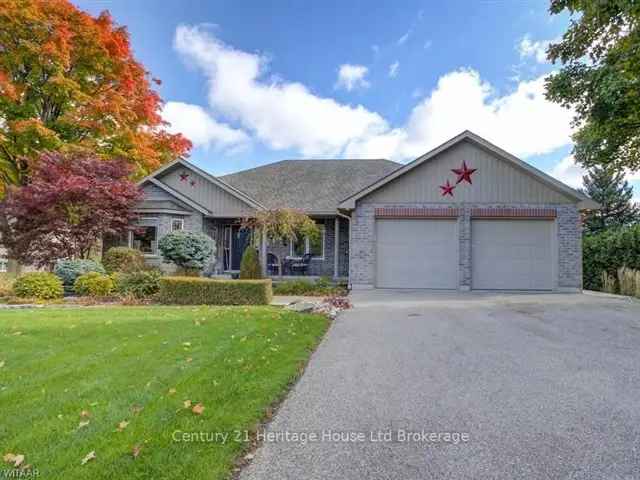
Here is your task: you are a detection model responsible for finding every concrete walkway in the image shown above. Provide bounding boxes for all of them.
[242,291,640,480]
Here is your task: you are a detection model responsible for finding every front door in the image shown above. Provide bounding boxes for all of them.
[228,225,250,271]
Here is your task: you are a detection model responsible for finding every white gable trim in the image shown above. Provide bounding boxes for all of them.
[338,131,599,210]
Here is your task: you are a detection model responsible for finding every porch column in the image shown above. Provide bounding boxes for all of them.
[333,217,339,279]
[260,230,267,276]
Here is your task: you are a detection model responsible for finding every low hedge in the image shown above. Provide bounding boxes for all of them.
[273,277,346,296]
[159,277,272,305]
[583,225,640,290]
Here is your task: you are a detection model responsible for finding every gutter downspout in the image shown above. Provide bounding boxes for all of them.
[336,210,352,290]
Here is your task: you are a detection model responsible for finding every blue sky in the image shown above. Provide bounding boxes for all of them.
[75,0,639,196]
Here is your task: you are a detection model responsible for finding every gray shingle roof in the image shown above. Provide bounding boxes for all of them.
[220,159,401,212]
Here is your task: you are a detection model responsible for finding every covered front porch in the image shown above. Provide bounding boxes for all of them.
[204,216,349,279]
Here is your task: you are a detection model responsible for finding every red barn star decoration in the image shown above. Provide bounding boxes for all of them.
[439,179,455,197]
[451,161,477,184]
[190,179,196,187]
[179,172,189,182]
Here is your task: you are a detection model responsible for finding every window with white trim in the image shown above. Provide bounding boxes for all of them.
[131,226,158,255]
[171,218,184,231]
[290,224,325,259]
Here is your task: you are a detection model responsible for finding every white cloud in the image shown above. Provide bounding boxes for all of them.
[162,101,249,151]
[518,34,551,63]
[548,154,640,190]
[549,155,585,188]
[174,25,387,157]
[397,30,411,46]
[388,61,400,78]
[335,64,370,91]
[173,25,575,162]
[346,69,575,160]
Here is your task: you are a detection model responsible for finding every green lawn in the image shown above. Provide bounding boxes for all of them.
[0,306,329,478]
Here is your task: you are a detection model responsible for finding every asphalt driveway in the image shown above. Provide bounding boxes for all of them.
[241,291,640,480]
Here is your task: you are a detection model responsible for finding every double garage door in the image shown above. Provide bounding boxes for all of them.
[376,219,554,290]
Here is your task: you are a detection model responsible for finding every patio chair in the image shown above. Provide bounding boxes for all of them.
[267,253,280,276]
[288,253,312,276]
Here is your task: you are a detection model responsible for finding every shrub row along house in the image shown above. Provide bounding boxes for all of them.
[118,131,598,291]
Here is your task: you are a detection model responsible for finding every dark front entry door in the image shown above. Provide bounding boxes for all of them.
[231,225,250,271]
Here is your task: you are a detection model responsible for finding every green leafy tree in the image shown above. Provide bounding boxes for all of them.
[545,1,640,173]
[581,165,639,235]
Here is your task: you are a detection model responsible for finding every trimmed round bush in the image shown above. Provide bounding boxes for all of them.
[54,259,105,293]
[102,247,145,274]
[158,231,215,271]
[13,272,64,300]
[239,247,262,279]
[114,270,161,299]
[74,272,115,297]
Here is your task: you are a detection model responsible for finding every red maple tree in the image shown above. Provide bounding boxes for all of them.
[0,0,192,193]
[0,152,142,267]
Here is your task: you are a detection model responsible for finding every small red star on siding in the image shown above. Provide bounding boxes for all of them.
[451,161,477,184]
[190,180,196,187]
[179,172,189,182]
[439,179,455,197]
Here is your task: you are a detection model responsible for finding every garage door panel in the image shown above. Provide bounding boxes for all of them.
[376,219,457,289]
[472,220,554,290]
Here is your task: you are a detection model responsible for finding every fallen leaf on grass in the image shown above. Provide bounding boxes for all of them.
[185,357,193,363]
[244,452,254,461]
[131,405,143,415]
[78,420,90,429]
[81,451,96,465]
[182,342,191,347]
[132,445,142,458]
[80,410,90,418]
[3,453,25,467]
[191,403,205,415]
[168,388,177,395]
[117,421,129,432]
[183,400,192,409]
[0,361,5,368]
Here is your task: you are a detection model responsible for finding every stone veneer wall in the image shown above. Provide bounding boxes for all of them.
[349,202,582,291]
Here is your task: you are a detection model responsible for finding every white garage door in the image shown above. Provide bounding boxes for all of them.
[376,219,458,289]
[472,220,554,290]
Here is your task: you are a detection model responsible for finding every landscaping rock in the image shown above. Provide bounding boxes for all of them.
[285,301,318,313]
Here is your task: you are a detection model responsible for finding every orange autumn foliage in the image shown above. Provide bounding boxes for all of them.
[0,0,191,190]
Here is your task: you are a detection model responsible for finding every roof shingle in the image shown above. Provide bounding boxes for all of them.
[220,159,400,213]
